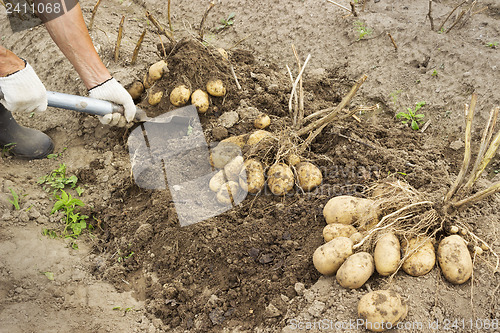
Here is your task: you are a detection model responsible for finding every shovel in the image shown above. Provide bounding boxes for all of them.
[0,89,247,226]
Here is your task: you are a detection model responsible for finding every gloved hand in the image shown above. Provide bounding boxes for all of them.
[0,62,47,113]
[89,78,136,126]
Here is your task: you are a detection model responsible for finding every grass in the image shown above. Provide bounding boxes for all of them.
[396,101,426,130]
[1,142,16,157]
[7,187,20,210]
[354,21,372,40]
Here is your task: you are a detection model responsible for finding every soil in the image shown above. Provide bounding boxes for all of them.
[1,0,500,332]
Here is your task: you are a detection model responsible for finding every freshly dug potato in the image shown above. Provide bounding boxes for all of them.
[220,134,247,149]
[206,79,226,97]
[239,159,265,194]
[127,81,144,100]
[148,60,168,81]
[209,170,226,192]
[254,114,271,129]
[437,235,472,284]
[210,142,242,168]
[247,130,272,145]
[296,162,322,191]
[402,237,435,277]
[313,237,353,275]
[323,223,357,242]
[358,290,408,332]
[350,232,363,243]
[323,196,378,227]
[217,48,229,60]
[224,156,244,181]
[148,90,163,106]
[374,232,401,276]
[336,252,374,289]
[267,163,294,196]
[191,89,210,113]
[287,154,301,166]
[170,85,191,106]
[216,181,239,204]
[143,72,155,89]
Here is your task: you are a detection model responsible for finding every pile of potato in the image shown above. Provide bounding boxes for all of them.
[127,59,227,112]
[311,194,477,331]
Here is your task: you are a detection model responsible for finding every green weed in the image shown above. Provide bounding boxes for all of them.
[7,187,20,210]
[389,89,402,105]
[51,190,89,239]
[486,42,498,49]
[1,143,16,157]
[431,69,438,77]
[354,21,372,40]
[38,164,78,195]
[217,13,235,31]
[396,101,426,130]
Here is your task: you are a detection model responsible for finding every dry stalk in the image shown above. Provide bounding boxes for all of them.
[297,74,367,136]
[452,181,500,210]
[114,16,125,62]
[445,9,466,33]
[286,64,298,121]
[199,1,215,40]
[427,0,435,31]
[326,0,352,13]
[146,11,175,43]
[288,54,311,127]
[438,0,466,32]
[230,64,241,90]
[131,29,146,65]
[349,2,358,17]
[88,0,102,30]
[168,0,173,31]
[292,45,305,128]
[387,33,398,50]
[444,94,476,203]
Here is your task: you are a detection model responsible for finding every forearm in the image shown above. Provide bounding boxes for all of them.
[0,46,25,77]
[43,3,111,89]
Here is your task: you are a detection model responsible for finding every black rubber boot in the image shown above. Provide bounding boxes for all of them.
[0,105,54,159]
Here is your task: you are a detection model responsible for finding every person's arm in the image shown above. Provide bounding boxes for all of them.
[0,46,25,77]
[43,3,111,89]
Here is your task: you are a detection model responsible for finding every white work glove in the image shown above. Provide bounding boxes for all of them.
[89,78,136,127]
[0,62,47,113]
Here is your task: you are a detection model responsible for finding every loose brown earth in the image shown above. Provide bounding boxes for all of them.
[1,1,500,332]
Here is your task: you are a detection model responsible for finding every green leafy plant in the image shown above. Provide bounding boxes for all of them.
[354,21,372,40]
[389,89,402,105]
[46,147,67,160]
[431,69,438,77]
[51,190,89,239]
[486,42,498,48]
[1,143,16,157]
[7,187,20,210]
[38,164,78,195]
[217,12,235,31]
[396,101,426,130]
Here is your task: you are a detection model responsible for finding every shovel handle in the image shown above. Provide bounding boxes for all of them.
[0,88,123,116]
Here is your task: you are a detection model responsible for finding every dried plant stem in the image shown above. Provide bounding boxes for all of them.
[464,129,500,188]
[228,34,252,50]
[88,0,103,31]
[291,45,305,128]
[353,214,415,250]
[199,1,215,40]
[156,32,167,58]
[286,65,298,120]
[288,54,311,126]
[167,0,173,31]
[445,9,466,33]
[387,33,398,50]
[349,2,358,17]
[146,11,175,43]
[230,64,241,90]
[428,0,435,30]
[326,0,352,13]
[444,95,476,203]
[438,1,466,32]
[463,106,500,191]
[453,179,500,210]
[131,29,146,65]
[114,16,125,62]
[297,74,367,136]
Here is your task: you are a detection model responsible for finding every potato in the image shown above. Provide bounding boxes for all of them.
[143,72,155,89]
[254,114,271,129]
[220,134,247,149]
[437,235,472,284]
[267,163,294,196]
[127,81,144,100]
[287,154,301,166]
[217,48,229,60]
[148,90,163,106]
[216,181,239,204]
[148,60,168,81]
[402,237,435,277]
[296,162,322,191]
[224,156,244,181]
[247,130,273,145]
[358,290,408,332]
[191,89,210,113]
[206,79,226,97]
[209,170,226,192]
[313,237,353,275]
[336,252,374,289]
[210,142,242,168]
[374,232,400,276]
[239,159,265,194]
[350,232,363,243]
[323,196,378,227]
[170,85,191,106]
[323,223,357,242]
